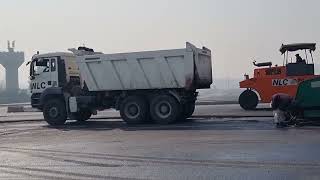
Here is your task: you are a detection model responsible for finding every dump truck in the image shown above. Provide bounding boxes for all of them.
[29,43,212,126]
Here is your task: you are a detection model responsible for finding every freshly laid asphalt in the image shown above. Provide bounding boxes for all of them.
[0,104,319,180]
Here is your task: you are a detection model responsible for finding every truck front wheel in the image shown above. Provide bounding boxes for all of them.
[150,95,181,124]
[43,99,67,126]
[120,96,148,125]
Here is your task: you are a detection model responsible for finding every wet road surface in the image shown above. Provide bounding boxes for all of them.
[0,115,320,180]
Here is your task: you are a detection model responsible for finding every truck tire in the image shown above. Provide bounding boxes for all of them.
[178,102,196,122]
[184,102,195,118]
[120,96,148,125]
[73,109,92,122]
[43,99,67,126]
[239,90,258,110]
[150,95,181,124]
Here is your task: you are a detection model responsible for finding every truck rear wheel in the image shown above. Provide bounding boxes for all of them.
[184,102,195,118]
[120,96,148,125]
[150,95,181,124]
[239,90,258,110]
[43,99,67,126]
[73,109,92,122]
[178,102,196,122]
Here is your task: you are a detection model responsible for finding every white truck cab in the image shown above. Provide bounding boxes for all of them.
[29,52,80,107]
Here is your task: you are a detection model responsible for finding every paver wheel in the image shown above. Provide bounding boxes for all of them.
[150,95,181,124]
[239,90,258,110]
[43,99,67,126]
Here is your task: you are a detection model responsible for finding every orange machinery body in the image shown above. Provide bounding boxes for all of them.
[240,66,319,103]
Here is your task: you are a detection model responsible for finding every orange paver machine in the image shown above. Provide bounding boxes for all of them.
[239,43,319,110]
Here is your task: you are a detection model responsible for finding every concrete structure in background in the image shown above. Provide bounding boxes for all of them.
[0,41,24,92]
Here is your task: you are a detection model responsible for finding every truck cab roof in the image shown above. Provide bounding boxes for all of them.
[32,52,75,60]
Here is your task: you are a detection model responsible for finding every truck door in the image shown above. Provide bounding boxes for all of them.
[50,57,58,87]
[31,57,57,93]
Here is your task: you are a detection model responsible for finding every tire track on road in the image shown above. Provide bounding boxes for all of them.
[1,147,320,170]
[0,165,144,180]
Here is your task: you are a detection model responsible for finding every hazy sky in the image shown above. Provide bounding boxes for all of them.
[0,0,320,89]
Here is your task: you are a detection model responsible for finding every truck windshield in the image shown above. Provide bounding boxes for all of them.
[31,58,50,76]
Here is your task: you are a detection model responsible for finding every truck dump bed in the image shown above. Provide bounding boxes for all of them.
[75,43,212,91]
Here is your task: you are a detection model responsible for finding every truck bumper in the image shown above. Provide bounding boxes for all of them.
[31,93,42,109]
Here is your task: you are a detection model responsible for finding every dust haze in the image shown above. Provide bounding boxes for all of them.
[0,0,319,90]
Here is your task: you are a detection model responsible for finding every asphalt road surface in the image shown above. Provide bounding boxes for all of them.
[0,105,320,180]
